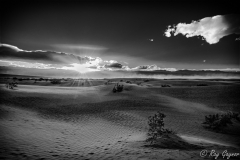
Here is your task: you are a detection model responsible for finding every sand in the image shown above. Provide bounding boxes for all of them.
[0,79,240,160]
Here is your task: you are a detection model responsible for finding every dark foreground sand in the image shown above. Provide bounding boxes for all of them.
[0,79,240,160]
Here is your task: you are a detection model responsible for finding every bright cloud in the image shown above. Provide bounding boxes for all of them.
[88,60,132,71]
[104,60,118,64]
[132,64,159,70]
[0,44,24,52]
[0,60,101,73]
[0,60,56,69]
[164,14,240,44]
[131,64,178,71]
[61,63,100,73]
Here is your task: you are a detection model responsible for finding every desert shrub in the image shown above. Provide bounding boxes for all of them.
[126,81,132,84]
[146,111,174,144]
[161,84,171,87]
[112,83,124,93]
[117,84,123,92]
[202,111,240,131]
[6,82,18,89]
[230,112,240,121]
[137,82,141,85]
[144,79,149,82]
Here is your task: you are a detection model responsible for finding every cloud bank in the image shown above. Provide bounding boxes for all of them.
[0,60,56,69]
[164,14,240,44]
[132,64,158,70]
[132,64,177,71]
[0,44,131,72]
[1,44,239,77]
[0,44,102,65]
[1,44,175,72]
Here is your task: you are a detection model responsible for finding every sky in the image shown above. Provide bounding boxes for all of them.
[0,0,240,78]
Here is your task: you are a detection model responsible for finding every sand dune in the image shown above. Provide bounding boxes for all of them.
[0,79,240,159]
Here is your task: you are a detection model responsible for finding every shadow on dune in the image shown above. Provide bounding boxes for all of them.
[144,134,204,150]
[0,88,161,122]
[22,99,162,122]
[0,86,159,116]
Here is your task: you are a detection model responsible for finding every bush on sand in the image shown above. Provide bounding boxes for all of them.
[202,111,240,132]
[146,111,174,144]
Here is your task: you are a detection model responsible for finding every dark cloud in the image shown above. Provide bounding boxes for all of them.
[134,70,240,78]
[104,63,123,68]
[0,44,100,65]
